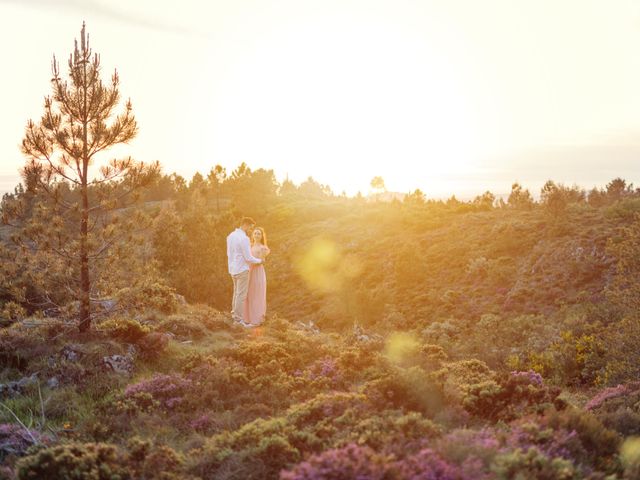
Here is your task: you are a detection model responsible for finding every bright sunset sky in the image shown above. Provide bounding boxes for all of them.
[1,0,639,198]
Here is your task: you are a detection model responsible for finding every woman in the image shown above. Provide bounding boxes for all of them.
[243,227,270,326]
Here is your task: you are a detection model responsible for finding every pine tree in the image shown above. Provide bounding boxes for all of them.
[207,165,227,212]
[17,23,159,331]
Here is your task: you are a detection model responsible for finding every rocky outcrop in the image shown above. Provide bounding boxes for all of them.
[0,373,38,398]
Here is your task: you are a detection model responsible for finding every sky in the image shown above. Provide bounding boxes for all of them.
[0,0,639,198]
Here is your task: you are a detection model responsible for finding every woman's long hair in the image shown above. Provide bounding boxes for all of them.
[251,226,268,247]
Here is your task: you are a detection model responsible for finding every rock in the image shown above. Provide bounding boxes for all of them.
[60,344,83,362]
[0,374,38,398]
[47,377,60,389]
[295,320,320,335]
[174,294,187,305]
[102,354,134,376]
[17,373,38,389]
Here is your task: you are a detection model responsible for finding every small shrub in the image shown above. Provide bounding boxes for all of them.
[98,317,150,343]
[124,373,193,411]
[15,439,190,480]
[15,442,129,480]
[230,341,296,371]
[0,326,48,371]
[491,447,579,480]
[116,281,178,314]
[435,428,500,475]
[125,436,188,480]
[501,421,586,464]
[396,447,477,479]
[336,345,382,381]
[341,411,441,453]
[191,393,370,479]
[436,366,562,420]
[0,302,26,325]
[109,391,161,416]
[540,408,621,473]
[137,331,170,358]
[280,443,392,480]
[421,344,449,367]
[600,409,640,438]
[364,366,444,416]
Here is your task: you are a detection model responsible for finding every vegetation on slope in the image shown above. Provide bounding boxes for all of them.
[2,168,640,478]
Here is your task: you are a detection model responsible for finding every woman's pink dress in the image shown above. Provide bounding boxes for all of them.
[244,245,269,325]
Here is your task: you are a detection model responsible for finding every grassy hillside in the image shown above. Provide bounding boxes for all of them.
[2,177,640,478]
[263,200,619,326]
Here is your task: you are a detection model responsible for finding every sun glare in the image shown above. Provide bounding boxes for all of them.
[200,14,481,195]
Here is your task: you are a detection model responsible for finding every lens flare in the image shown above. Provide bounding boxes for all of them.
[621,437,640,469]
[384,332,420,365]
[295,238,361,293]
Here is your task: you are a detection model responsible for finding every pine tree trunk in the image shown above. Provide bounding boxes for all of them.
[79,183,90,332]
[78,55,91,332]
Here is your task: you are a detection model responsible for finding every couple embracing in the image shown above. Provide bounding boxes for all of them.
[226,217,271,327]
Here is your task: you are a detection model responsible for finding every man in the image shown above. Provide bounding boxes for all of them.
[227,217,263,326]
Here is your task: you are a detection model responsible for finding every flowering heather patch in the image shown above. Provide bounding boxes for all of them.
[281,444,482,480]
[396,448,473,479]
[585,382,640,411]
[510,370,544,386]
[435,428,500,470]
[0,423,45,460]
[309,357,338,379]
[280,443,392,480]
[189,413,214,433]
[124,373,193,410]
[503,422,584,462]
[303,357,344,387]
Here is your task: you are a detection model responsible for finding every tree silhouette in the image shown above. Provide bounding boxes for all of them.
[540,180,567,218]
[507,183,534,210]
[16,23,159,331]
[370,176,386,194]
[606,177,632,202]
[207,164,227,212]
[473,191,496,210]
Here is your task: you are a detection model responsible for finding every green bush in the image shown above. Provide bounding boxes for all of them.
[0,301,26,325]
[137,331,170,359]
[541,408,621,473]
[115,281,179,315]
[15,439,191,480]
[98,317,150,343]
[364,366,444,416]
[16,442,129,480]
[0,324,50,371]
[339,410,441,452]
[491,447,579,480]
[190,392,370,479]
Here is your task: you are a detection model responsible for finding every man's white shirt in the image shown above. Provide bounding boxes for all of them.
[227,228,262,275]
